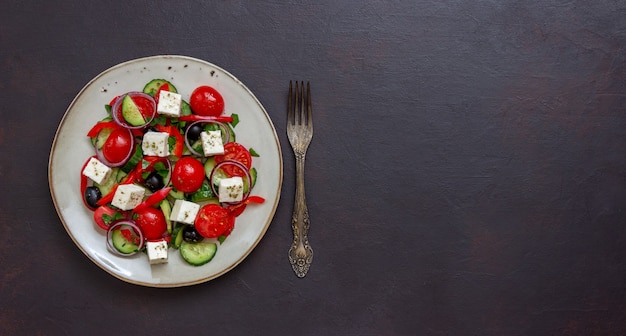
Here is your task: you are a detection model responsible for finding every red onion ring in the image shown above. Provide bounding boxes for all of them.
[209,159,252,205]
[183,120,231,157]
[106,219,145,257]
[111,91,156,130]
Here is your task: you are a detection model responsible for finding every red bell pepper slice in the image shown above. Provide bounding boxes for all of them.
[155,124,184,157]
[227,195,265,217]
[133,187,172,213]
[86,121,119,138]
[178,115,233,123]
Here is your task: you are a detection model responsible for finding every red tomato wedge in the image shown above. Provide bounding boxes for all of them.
[195,204,235,238]
[214,142,252,177]
[134,94,157,120]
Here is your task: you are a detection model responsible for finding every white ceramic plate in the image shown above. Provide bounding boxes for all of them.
[49,55,282,287]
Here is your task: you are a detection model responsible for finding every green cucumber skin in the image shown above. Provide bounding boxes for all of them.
[111,229,139,254]
[94,168,119,196]
[95,127,113,149]
[180,242,217,266]
[172,224,185,249]
[121,146,143,173]
[160,200,173,233]
[121,94,146,126]
[143,79,178,97]
[168,188,185,200]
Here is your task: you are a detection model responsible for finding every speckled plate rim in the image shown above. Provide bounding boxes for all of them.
[48,55,282,287]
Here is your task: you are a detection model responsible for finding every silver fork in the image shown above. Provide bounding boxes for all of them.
[287,81,314,278]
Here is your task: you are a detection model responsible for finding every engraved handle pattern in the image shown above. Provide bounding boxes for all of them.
[288,151,313,277]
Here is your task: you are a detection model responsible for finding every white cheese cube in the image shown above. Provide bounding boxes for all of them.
[218,176,244,203]
[82,157,112,184]
[142,131,170,157]
[170,199,200,225]
[156,91,182,117]
[200,130,225,156]
[146,240,168,264]
[111,184,145,211]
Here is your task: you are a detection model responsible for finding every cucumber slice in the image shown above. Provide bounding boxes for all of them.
[181,100,192,116]
[143,79,178,97]
[180,241,217,266]
[160,200,172,233]
[94,127,113,149]
[115,169,128,183]
[204,157,217,178]
[121,146,143,173]
[210,168,229,191]
[172,223,185,249]
[94,168,118,196]
[110,228,140,254]
[121,94,146,126]
[168,188,185,200]
[243,167,257,193]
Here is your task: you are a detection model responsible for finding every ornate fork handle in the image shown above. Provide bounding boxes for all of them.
[288,150,313,277]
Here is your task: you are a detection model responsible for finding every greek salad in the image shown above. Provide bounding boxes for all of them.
[80,79,264,266]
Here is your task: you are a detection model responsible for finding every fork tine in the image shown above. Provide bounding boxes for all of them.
[288,80,295,126]
[295,81,301,125]
[305,81,312,126]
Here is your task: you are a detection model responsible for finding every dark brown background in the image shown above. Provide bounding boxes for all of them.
[2,1,625,335]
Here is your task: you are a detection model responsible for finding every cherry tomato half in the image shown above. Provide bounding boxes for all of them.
[214,142,252,177]
[102,128,133,164]
[195,204,235,238]
[94,205,119,230]
[172,156,205,193]
[134,207,167,240]
[190,86,224,117]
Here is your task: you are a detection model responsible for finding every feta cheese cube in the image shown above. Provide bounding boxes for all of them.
[142,131,170,157]
[200,130,225,156]
[111,184,145,211]
[156,90,182,117]
[82,157,112,184]
[170,199,200,225]
[218,176,244,203]
[146,240,168,264]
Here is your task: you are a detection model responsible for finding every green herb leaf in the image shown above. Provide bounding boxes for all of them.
[231,113,240,127]
[153,161,169,180]
[151,115,167,126]
[249,148,260,157]
[168,136,176,152]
